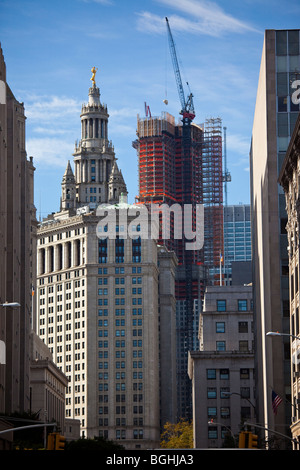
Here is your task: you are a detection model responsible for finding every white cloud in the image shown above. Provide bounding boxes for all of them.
[25,95,81,123]
[226,133,251,173]
[27,137,75,168]
[137,0,261,37]
[81,0,113,5]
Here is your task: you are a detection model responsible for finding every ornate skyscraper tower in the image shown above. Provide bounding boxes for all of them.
[71,68,127,209]
[36,69,177,448]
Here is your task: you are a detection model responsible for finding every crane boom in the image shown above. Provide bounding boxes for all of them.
[165,17,195,121]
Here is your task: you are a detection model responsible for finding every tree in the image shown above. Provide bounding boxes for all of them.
[160,419,193,449]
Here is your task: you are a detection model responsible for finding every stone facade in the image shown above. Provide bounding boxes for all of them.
[279,112,300,449]
[30,331,69,434]
[0,45,37,416]
[188,285,254,448]
[36,73,177,449]
[249,29,300,446]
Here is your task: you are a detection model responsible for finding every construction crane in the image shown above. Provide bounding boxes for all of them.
[166,16,196,421]
[165,17,195,124]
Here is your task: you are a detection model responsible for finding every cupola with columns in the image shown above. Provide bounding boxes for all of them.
[63,67,127,210]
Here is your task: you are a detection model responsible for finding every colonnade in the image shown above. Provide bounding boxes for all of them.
[74,158,111,184]
[81,117,107,140]
[38,239,82,275]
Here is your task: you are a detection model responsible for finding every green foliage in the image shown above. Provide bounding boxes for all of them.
[160,419,193,449]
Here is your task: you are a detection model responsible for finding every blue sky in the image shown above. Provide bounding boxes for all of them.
[1,0,300,219]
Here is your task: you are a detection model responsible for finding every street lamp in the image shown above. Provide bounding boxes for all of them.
[223,391,256,410]
[266,331,300,341]
[0,302,20,364]
[208,419,235,441]
[0,302,20,308]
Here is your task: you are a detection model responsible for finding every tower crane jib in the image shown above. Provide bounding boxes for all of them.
[165,17,195,122]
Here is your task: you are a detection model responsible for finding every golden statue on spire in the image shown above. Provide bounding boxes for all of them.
[91,66,98,85]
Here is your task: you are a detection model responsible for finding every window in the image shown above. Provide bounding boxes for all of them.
[207,388,217,399]
[220,387,230,398]
[208,426,217,439]
[240,368,249,379]
[288,30,299,55]
[132,237,141,263]
[216,341,226,351]
[216,322,225,333]
[238,300,247,311]
[220,369,229,380]
[99,239,107,264]
[239,341,249,352]
[207,407,217,418]
[220,407,230,418]
[240,387,250,399]
[207,369,216,380]
[217,300,226,312]
[238,321,248,333]
[115,236,124,263]
[276,30,287,55]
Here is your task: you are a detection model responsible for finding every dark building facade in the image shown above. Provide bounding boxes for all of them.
[0,45,37,415]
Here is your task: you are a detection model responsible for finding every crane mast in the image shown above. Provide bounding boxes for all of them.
[165,17,198,421]
[165,17,195,122]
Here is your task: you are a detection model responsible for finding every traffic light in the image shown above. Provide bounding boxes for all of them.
[55,433,66,450]
[239,431,258,449]
[47,432,66,450]
[238,431,247,448]
[248,432,258,449]
[47,433,55,450]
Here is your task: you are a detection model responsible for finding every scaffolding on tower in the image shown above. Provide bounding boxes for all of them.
[201,117,224,284]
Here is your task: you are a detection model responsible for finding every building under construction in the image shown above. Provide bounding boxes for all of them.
[134,111,223,418]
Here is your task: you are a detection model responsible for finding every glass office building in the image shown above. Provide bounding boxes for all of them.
[223,205,251,283]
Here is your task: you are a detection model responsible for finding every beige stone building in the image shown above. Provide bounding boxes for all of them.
[279,112,300,449]
[36,74,177,449]
[188,285,254,448]
[29,331,69,434]
[0,45,37,416]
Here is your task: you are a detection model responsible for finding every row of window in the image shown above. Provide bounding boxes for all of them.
[216,299,252,312]
[207,387,251,399]
[98,383,143,393]
[208,406,251,420]
[99,429,144,440]
[207,368,251,380]
[98,298,142,306]
[98,320,143,327]
[216,321,252,333]
[98,361,143,369]
[99,406,144,415]
[39,270,84,285]
[39,229,85,245]
[100,394,143,404]
[99,238,141,263]
[98,309,142,316]
[98,277,142,286]
[99,372,143,380]
[98,288,142,295]
[98,267,142,275]
[215,340,252,352]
